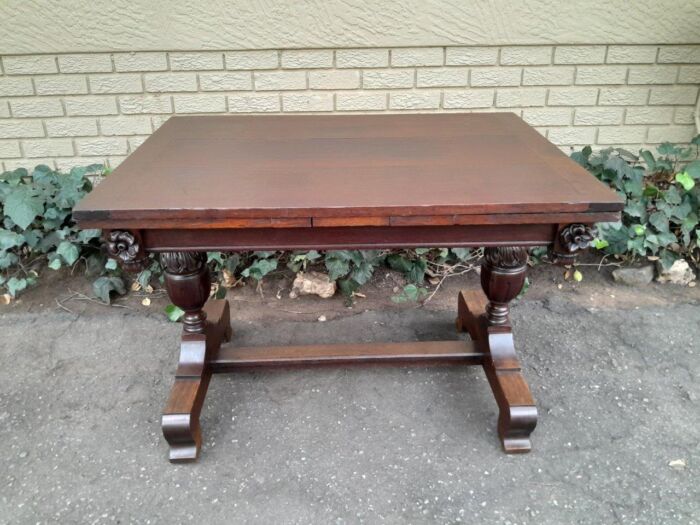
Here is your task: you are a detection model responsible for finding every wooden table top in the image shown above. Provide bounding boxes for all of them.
[73,113,623,229]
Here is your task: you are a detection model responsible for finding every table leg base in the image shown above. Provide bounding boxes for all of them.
[161,299,231,463]
[161,290,536,461]
[457,290,537,453]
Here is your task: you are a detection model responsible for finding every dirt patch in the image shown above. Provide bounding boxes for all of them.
[3,253,698,323]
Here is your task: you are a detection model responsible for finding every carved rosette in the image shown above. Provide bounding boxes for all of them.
[560,224,596,253]
[551,223,597,264]
[159,252,207,276]
[106,230,147,272]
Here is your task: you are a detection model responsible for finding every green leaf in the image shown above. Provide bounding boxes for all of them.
[663,186,682,205]
[387,253,413,273]
[252,251,275,259]
[680,212,699,245]
[350,261,374,285]
[649,211,669,233]
[657,142,678,157]
[632,224,646,236]
[686,160,700,180]
[1,168,26,186]
[77,228,101,242]
[656,231,678,246]
[214,285,227,299]
[325,250,354,262]
[56,241,79,265]
[241,258,277,281]
[624,200,647,220]
[659,249,679,271]
[516,277,530,299]
[325,256,350,281]
[0,251,19,269]
[6,277,27,297]
[22,229,41,248]
[593,238,609,250]
[337,278,360,297]
[670,201,692,221]
[4,187,44,230]
[207,251,224,267]
[0,229,23,250]
[165,304,185,322]
[92,276,126,304]
[623,176,644,198]
[675,171,695,191]
[391,284,427,303]
[407,258,427,284]
[48,255,62,270]
[640,150,656,172]
[642,185,660,198]
[627,236,646,256]
[450,248,471,261]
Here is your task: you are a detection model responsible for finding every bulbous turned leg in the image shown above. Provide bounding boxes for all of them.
[159,251,231,463]
[456,246,537,453]
[480,247,528,326]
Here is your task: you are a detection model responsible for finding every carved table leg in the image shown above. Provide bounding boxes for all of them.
[457,247,537,453]
[160,252,231,462]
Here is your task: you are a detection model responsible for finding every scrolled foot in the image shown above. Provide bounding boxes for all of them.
[162,413,202,462]
[499,405,538,454]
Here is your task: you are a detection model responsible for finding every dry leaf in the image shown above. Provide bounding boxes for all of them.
[564,270,571,280]
[141,297,151,306]
[352,292,366,298]
[318,315,327,322]
[0,294,11,305]
[145,285,154,294]
[222,269,236,288]
[130,281,141,292]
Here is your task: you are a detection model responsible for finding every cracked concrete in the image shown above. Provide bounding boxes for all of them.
[1,291,699,524]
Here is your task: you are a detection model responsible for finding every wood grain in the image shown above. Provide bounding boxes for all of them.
[73,113,623,229]
[211,340,484,369]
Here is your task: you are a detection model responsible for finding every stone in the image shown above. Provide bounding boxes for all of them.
[612,265,654,286]
[289,271,336,299]
[655,259,697,285]
[668,459,686,470]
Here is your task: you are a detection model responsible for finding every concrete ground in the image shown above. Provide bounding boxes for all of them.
[1,276,699,524]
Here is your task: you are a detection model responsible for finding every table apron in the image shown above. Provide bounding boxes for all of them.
[141,224,558,251]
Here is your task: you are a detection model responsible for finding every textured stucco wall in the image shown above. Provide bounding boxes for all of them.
[1,0,700,54]
[1,2,699,170]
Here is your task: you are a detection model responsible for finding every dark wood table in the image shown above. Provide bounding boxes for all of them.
[74,113,623,462]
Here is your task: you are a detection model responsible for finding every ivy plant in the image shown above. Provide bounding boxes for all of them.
[0,164,123,300]
[573,136,700,269]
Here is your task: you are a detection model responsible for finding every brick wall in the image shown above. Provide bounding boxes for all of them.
[0,45,698,171]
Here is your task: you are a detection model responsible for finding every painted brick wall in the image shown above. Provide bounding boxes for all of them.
[0,45,698,171]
